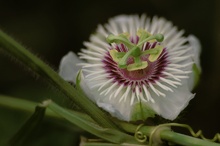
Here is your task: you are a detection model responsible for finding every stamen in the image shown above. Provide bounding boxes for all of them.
[118,46,141,68]
[107,31,165,71]
[109,49,125,63]
[137,29,150,43]
[137,33,164,47]
[148,46,163,62]
[127,61,148,71]
[106,34,135,49]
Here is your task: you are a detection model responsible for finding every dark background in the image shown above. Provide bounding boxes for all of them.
[0,0,220,145]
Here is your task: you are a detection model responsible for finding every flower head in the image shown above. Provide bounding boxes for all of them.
[59,14,201,121]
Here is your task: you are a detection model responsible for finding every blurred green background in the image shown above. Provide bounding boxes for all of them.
[0,0,220,145]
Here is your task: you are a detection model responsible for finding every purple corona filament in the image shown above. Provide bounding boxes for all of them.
[103,37,169,94]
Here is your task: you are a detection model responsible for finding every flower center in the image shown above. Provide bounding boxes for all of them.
[119,57,159,80]
[106,30,164,71]
[103,30,169,88]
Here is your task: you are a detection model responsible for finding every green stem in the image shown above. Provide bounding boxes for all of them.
[0,29,118,130]
[0,94,59,118]
[118,122,220,146]
[1,95,220,146]
[48,101,139,144]
[9,103,47,146]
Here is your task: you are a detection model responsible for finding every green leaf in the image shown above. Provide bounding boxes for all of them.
[131,102,155,121]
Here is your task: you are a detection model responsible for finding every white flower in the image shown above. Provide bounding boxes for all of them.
[59,14,201,121]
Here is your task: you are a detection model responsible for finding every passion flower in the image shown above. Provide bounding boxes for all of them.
[59,14,201,121]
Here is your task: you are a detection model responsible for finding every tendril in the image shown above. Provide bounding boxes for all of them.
[164,123,220,143]
[134,123,220,146]
[134,124,147,143]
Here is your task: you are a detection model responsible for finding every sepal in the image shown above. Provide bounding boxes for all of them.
[131,102,155,121]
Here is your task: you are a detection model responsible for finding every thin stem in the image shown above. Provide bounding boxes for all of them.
[48,100,139,144]
[1,95,220,146]
[9,103,46,146]
[118,122,220,146]
[0,29,118,130]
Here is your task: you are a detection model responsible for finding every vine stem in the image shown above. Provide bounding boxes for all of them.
[119,122,220,146]
[0,29,118,130]
[1,95,220,146]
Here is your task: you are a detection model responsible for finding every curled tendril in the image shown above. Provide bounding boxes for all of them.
[134,124,148,143]
[149,124,170,145]
[135,123,220,146]
[165,123,220,143]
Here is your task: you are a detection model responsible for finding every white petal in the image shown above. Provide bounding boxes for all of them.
[187,35,202,90]
[59,52,84,83]
[79,71,132,121]
[96,87,133,121]
[188,35,202,71]
[146,79,195,120]
[78,71,98,102]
